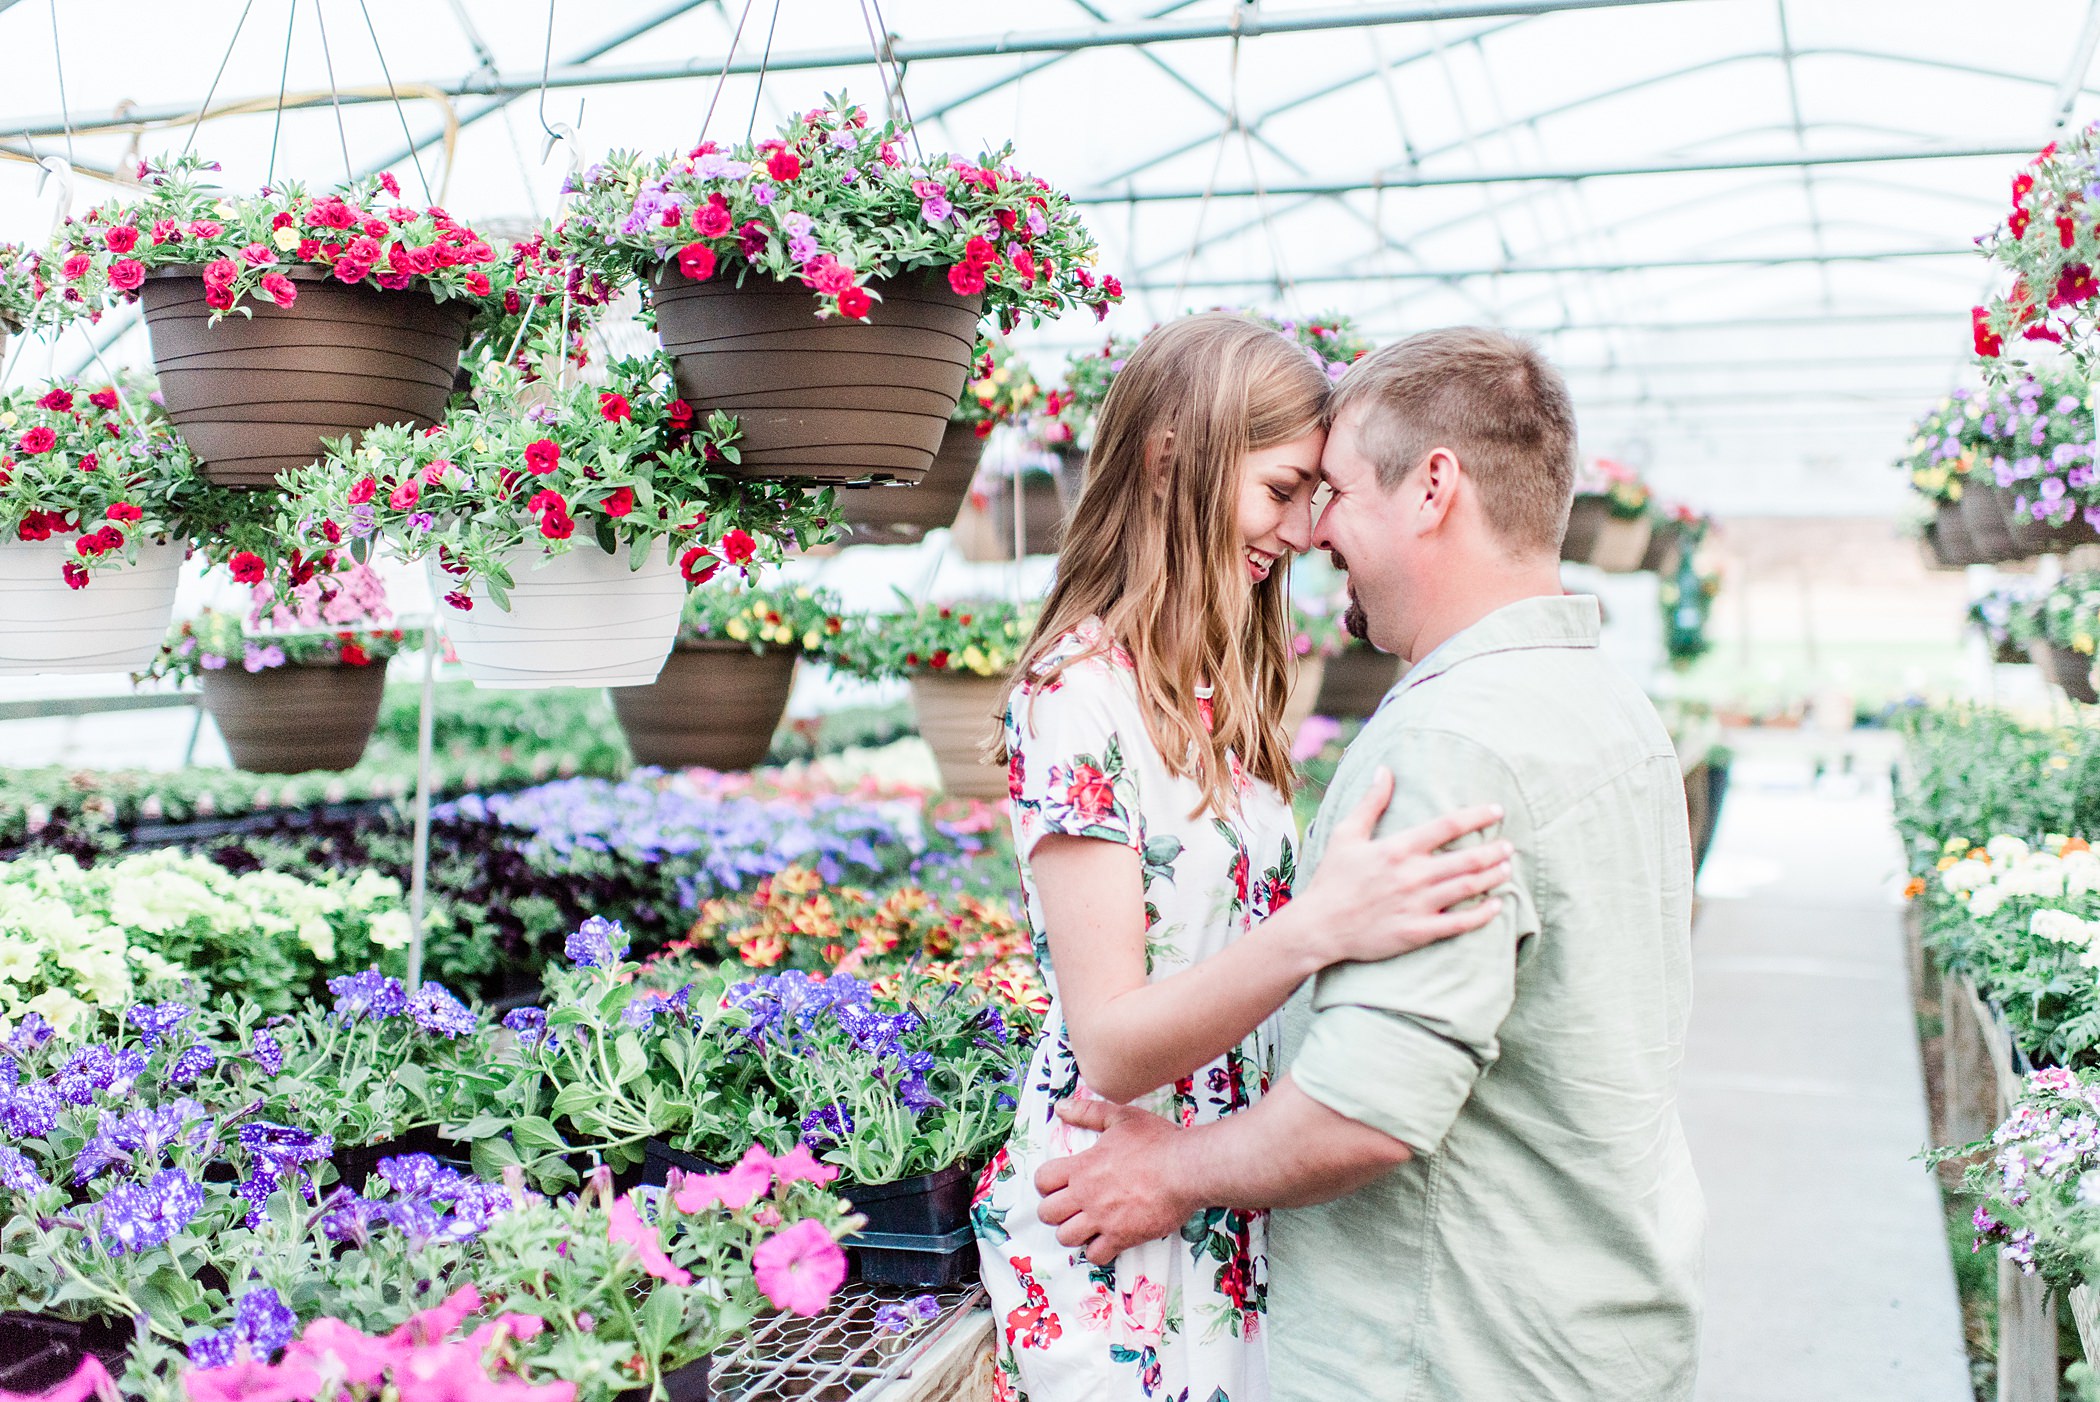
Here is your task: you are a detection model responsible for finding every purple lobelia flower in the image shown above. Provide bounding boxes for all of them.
[164,1045,218,1089]
[328,971,407,1024]
[564,915,630,969]
[187,1286,298,1367]
[126,1002,194,1051]
[407,983,477,1039]
[0,1145,46,1195]
[248,1031,283,1076]
[97,1166,205,1253]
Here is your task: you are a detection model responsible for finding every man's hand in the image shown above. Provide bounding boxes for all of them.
[1034,1099,1199,1265]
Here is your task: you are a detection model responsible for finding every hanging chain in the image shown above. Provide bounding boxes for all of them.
[314,0,355,185]
[46,0,75,171]
[182,0,257,161]
[357,0,434,203]
[698,0,761,144]
[267,0,299,188]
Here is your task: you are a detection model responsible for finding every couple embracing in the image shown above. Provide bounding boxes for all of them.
[968,316,1703,1402]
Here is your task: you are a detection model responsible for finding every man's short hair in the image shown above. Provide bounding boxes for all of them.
[1328,327,1578,554]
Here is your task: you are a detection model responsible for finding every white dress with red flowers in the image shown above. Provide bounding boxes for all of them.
[973,621,1297,1402]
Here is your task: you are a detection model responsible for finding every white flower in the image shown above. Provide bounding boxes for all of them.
[1990,836,2034,864]
[24,987,88,1034]
[2031,908,2094,944]
[1970,885,2008,918]
[367,911,413,951]
[1943,859,1993,894]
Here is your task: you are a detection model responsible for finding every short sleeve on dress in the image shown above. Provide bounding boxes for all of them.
[1007,657,1145,859]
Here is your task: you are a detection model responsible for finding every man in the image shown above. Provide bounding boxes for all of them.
[1034,327,1703,1399]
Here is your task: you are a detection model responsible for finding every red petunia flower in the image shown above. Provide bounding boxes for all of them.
[204,284,235,312]
[599,392,633,423]
[948,263,986,297]
[148,218,178,245]
[693,195,733,238]
[107,259,146,293]
[836,286,872,319]
[603,486,635,518]
[201,257,239,290]
[347,475,377,506]
[739,221,770,259]
[104,502,142,523]
[767,149,803,182]
[524,438,561,475]
[540,508,575,540]
[37,389,73,412]
[88,389,118,412]
[60,253,89,281]
[104,225,139,254]
[443,590,472,611]
[464,272,492,297]
[721,529,756,564]
[260,273,298,308]
[389,479,420,511]
[17,427,56,455]
[679,546,719,585]
[527,488,567,516]
[340,642,371,666]
[667,399,694,430]
[61,560,89,590]
[229,551,266,583]
[677,243,717,282]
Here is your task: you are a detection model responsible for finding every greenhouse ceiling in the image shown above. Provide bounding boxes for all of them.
[0,0,2083,516]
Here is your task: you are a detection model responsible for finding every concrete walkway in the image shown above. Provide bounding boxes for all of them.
[1684,755,1971,1400]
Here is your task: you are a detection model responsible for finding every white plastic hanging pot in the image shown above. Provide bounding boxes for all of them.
[435,541,687,689]
[0,538,184,675]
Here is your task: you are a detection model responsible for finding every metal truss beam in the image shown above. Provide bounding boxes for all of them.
[0,0,1691,139]
[1118,246,1975,291]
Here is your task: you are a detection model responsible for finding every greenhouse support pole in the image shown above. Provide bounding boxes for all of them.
[406,618,438,992]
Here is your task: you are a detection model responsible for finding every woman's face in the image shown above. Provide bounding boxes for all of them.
[1235,429,1324,585]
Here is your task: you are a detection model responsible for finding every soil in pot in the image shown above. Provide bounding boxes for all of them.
[0,539,185,675]
[910,673,1010,801]
[440,544,687,689]
[835,421,988,545]
[0,1314,132,1392]
[610,643,797,770]
[140,268,471,488]
[651,267,984,483]
[1559,495,1608,564]
[202,661,387,773]
[618,1358,710,1402]
[1313,648,1404,721]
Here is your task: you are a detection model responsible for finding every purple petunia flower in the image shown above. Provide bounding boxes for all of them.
[564,916,630,970]
[407,983,477,1039]
[164,1045,218,1089]
[800,1103,853,1150]
[249,1031,283,1076]
[500,1007,556,1053]
[97,1166,205,1253]
[0,1081,62,1139]
[0,1145,46,1195]
[188,1286,297,1368]
[3,1014,53,1056]
[74,1098,213,1184]
[126,1002,193,1051]
[328,971,407,1024]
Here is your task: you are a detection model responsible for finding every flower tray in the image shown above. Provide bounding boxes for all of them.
[332,1126,471,1195]
[139,266,471,488]
[0,1313,130,1392]
[617,1357,709,1402]
[201,661,388,774]
[638,1137,722,1188]
[841,1165,974,1237]
[846,1225,978,1289]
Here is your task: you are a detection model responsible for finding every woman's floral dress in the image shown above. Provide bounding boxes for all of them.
[973,619,1298,1402]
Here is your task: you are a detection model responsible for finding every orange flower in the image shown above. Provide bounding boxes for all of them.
[1903,876,1927,901]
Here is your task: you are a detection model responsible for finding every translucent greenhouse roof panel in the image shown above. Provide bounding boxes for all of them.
[0,0,2093,514]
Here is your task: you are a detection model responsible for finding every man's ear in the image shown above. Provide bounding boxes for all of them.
[1413,447,1461,534]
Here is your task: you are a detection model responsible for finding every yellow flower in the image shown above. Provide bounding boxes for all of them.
[272,225,300,251]
[960,644,988,674]
[726,617,752,641]
[214,200,236,219]
[0,411,17,429]
[803,630,823,650]
[368,911,413,951]
[2052,755,2074,771]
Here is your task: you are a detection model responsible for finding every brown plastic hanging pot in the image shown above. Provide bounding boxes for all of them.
[910,672,1010,801]
[1313,647,1405,720]
[650,266,984,483]
[1559,494,1609,564]
[2031,641,2100,704]
[2002,490,2099,556]
[834,421,989,545]
[200,660,388,773]
[609,641,799,770]
[139,267,472,488]
[1957,483,2020,563]
[1638,519,1682,574]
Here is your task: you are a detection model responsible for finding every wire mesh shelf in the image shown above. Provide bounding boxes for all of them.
[711,1282,988,1402]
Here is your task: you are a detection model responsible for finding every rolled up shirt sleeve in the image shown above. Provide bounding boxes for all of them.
[1290,729,1540,1155]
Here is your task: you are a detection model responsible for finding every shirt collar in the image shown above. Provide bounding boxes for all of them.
[1394,595,1601,696]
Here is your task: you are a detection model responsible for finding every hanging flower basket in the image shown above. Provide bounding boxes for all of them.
[652,266,983,483]
[1589,511,1653,573]
[1313,646,1404,721]
[911,673,1010,800]
[835,420,988,545]
[199,662,389,773]
[439,542,688,689]
[558,101,1121,485]
[954,469,1067,562]
[1559,493,1608,564]
[140,268,472,487]
[612,643,798,770]
[1924,502,1979,569]
[1960,484,2022,562]
[0,538,183,674]
[2031,641,2100,704]
[1639,518,1682,574]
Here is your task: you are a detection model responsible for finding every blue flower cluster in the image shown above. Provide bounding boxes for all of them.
[188,1286,297,1367]
[564,915,630,969]
[500,1006,557,1053]
[97,1166,206,1254]
[729,972,945,1141]
[326,971,480,1039]
[73,1098,213,1184]
[235,1122,333,1227]
[317,1153,513,1246]
[407,983,479,1039]
[127,1002,194,1051]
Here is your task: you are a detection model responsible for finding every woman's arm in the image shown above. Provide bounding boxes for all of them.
[1038,767,1512,1105]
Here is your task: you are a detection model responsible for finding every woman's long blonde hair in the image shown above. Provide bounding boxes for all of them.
[1005,312,1332,815]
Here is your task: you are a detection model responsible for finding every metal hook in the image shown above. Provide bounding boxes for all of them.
[535,0,560,145]
[36,157,74,238]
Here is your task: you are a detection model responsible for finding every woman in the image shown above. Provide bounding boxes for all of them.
[971,314,1513,1402]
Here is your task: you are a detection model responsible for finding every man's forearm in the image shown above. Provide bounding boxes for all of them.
[1172,1075,1414,1211]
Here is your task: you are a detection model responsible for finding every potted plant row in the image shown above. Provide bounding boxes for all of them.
[815,601,1036,800]
[609,582,844,770]
[43,157,565,487]
[556,99,1121,485]
[273,348,832,690]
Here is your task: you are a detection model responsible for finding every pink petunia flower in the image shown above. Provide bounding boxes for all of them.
[182,1357,323,1402]
[607,1193,693,1285]
[672,1145,774,1212]
[2,1355,120,1402]
[768,1143,839,1187]
[752,1219,846,1316]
